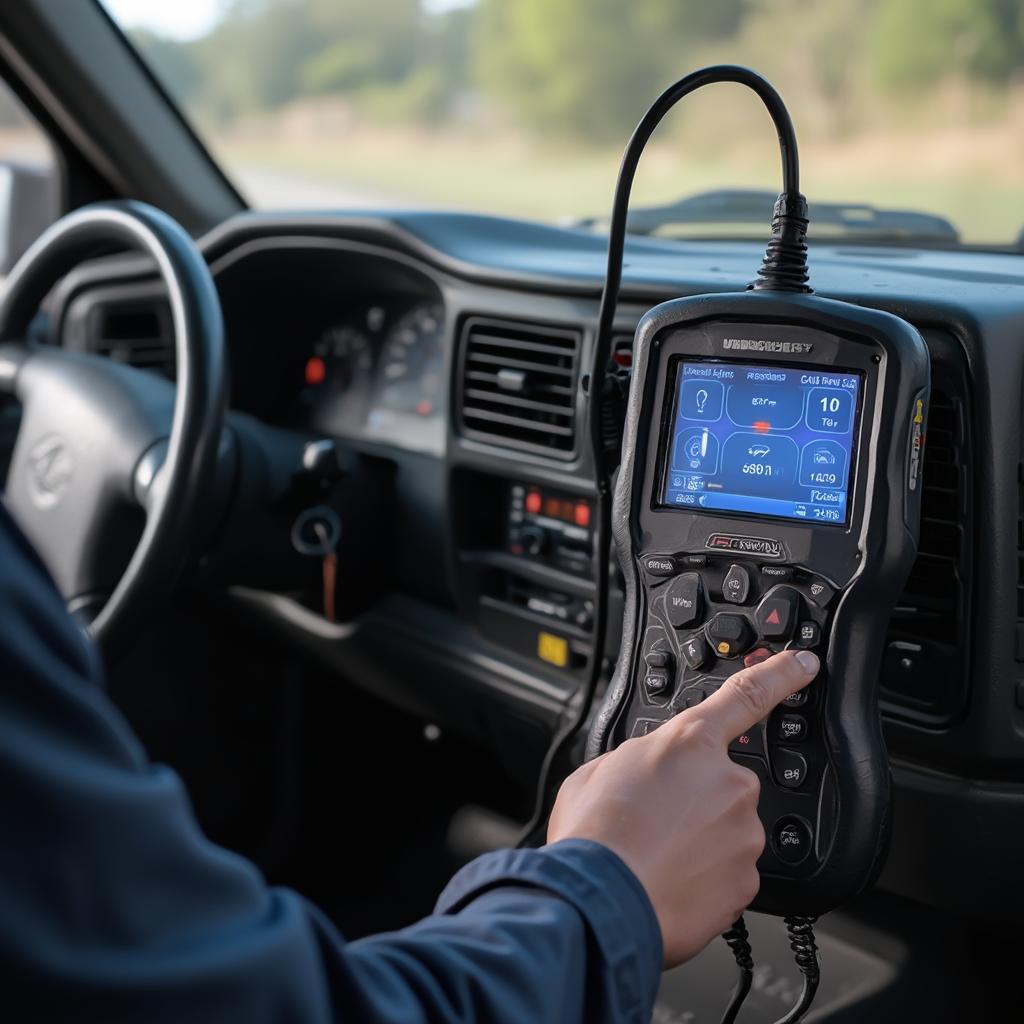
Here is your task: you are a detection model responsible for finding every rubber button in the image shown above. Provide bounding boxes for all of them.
[794,621,821,648]
[705,612,754,659]
[644,672,670,697]
[642,553,678,578]
[729,723,765,757]
[743,647,772,668]
[773,748,808,789]
[778,714,808,743]
[755,587,800,641]
[806,577,836,607]
[782,689,810,708]
[773,817,812,865]
[681,633,711,669]
[723,564,751,604]
[645,650,673,672]
[665,573,703,628]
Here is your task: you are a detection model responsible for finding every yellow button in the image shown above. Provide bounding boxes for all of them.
[717,641,732,656]
[538,632,569,668]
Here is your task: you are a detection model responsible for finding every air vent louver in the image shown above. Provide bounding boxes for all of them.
[881,379,971,717]
[90,301,174,378]
[459,317,581,457]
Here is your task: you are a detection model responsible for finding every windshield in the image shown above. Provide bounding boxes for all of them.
[102,0,1024,247]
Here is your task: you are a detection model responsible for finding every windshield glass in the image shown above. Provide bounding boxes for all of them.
[102,0,1024,247]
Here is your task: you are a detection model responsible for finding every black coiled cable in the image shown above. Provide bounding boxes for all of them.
[774,916,821,1024]
[720,916,755,1024]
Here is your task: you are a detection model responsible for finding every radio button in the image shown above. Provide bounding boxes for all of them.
[641,553,678,578]
[773,748,808,789]
[705,613,754,658]
[723,564,751,604]
[665,573,703,628]
[755,587,800,641]
[681,633,711,669]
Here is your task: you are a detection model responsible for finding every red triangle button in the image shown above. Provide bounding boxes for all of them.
[765,607,781,626]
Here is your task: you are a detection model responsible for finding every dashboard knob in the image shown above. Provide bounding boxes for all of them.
[520,525,547,557]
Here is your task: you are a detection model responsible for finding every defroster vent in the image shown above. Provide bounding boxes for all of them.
[459,317,581,457]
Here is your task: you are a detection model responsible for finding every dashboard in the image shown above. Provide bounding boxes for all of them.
[47,210,1024,925]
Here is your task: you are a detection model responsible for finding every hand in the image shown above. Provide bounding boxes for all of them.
[548,649,819,967]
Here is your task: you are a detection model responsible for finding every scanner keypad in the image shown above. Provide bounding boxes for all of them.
[630,552,833,877]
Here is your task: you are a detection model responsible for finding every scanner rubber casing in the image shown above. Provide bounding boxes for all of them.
[587,290,930,917]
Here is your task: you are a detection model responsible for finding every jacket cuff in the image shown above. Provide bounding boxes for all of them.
[436,839,662,1021]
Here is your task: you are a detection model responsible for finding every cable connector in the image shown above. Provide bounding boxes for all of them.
[750,191,812,293]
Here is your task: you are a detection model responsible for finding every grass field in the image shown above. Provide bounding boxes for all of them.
[216,120,1024,245]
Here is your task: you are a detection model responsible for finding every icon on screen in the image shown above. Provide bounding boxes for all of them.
[674,427,719,475]
[812,448,837,465]
[681,378,724,421]
[685,430,710,467]
[747,444,771,458]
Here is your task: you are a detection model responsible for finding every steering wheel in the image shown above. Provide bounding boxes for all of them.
[0,201,226,657]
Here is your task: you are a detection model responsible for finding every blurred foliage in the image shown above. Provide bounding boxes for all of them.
[473,0,744,142]
[128,0,1024,143]
[873,0,1024,87]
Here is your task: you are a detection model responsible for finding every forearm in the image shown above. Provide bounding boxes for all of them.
[338,841,663,1024]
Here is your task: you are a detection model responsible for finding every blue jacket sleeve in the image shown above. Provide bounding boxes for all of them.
[0,500,662,1024]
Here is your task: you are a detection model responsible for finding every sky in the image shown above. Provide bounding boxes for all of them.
[102,0,475,41]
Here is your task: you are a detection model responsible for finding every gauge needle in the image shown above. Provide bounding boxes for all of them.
[700,429,708,458]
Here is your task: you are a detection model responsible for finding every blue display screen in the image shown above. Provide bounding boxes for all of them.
[661,361,863,525]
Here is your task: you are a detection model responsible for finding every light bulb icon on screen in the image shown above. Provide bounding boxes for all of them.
[695,389,708,414]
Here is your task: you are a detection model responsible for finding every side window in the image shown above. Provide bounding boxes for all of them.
[0,78,60,274]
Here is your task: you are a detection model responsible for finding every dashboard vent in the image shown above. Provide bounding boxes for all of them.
[88,301,174,378]
[459,317,581,457]
[881,362,972,721]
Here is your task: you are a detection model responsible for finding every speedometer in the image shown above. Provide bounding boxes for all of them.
[374,302,445,417]
[300,321,375,435]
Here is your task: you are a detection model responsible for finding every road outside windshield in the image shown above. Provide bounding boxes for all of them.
[103,0,1024,246]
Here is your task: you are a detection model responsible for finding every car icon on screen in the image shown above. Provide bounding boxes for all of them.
[813,449,837,465]
[747,444,771,457]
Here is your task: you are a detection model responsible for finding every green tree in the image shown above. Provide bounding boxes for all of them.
[873,0,1024,87]
[474,0,745,144]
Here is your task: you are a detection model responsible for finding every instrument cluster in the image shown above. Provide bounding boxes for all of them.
[295,299,447,454]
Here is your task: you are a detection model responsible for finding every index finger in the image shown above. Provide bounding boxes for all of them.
[687,650,819,744]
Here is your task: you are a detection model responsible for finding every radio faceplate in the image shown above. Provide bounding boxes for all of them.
[588,291,930,918]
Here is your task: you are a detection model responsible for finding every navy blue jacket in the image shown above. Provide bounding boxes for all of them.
[0,501,662,1022]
